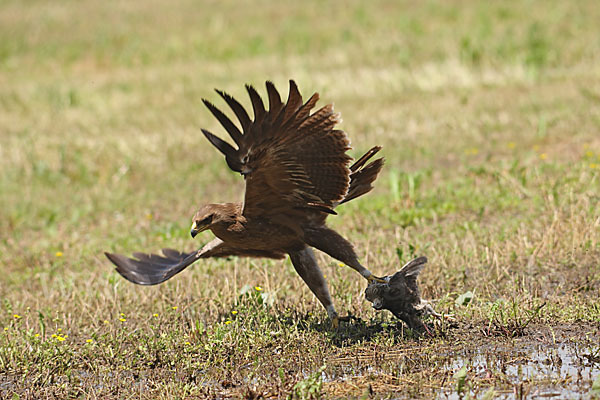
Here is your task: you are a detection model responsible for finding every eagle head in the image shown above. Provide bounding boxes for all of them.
[190,205,216,238]
[190,203,239,238]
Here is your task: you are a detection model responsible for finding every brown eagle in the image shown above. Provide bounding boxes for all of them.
[105,80,384,327]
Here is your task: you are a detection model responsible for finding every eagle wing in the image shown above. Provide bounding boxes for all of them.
[105,238,286,285]
[201,80,353,219]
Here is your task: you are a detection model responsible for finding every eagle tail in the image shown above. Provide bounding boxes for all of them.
[339,146,384,205]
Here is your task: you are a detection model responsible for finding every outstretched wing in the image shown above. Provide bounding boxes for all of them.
[201,80,353,219]
[389,256,427,295]
[105,238,285,285]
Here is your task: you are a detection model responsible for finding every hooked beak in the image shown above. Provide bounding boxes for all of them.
[190,221,208,238]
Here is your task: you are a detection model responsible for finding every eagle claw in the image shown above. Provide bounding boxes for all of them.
[331,316,340,330]
[367,274,387,284]
[331,314,356,329]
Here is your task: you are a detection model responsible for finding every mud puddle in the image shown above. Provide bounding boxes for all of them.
[325,324,600,398]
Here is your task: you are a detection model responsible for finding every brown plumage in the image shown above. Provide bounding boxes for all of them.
[364,257,439,331]
[105,80,384,326]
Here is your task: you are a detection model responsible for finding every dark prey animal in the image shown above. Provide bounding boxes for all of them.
[364,256,439,331]
[105,80,385,328]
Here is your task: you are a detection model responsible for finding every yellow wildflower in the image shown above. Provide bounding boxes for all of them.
[172,306,178,310]
[338,263,345,267]
[540,153,547,160]
[57,328,62,332]
[185,341,191,345]
[56,336,65,342]
[254,286,262,292]
[231,310,238,315]
[103,320,109,324]
[86,339,93,343]
[55,251,63,257]
[225,320,232,325]
[4,327,8,331]
[119,318,126,322]
[508,142,516,149]
[146,213,153,220]
[13,314,21,319]
[153,313,159,317]
[34,333,40,338]
[590,163,599,169]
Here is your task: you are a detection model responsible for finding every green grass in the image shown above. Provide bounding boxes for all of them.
[1,0,600,398]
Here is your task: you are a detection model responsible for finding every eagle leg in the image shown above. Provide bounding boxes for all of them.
[304,226,386,283]
[288,246,339,327]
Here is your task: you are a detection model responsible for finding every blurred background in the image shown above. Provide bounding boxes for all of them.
[1,0,599,396]
[1,0,599,309]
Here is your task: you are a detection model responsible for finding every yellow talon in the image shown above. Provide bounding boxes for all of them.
[367,275,386,284]
[331,316,339,329]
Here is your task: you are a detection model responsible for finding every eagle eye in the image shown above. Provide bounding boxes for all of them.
[200,215,213,225]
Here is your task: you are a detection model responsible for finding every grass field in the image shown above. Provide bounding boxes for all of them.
[1,0,600,398]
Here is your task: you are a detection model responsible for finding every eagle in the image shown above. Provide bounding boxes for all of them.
[105,80,384,327]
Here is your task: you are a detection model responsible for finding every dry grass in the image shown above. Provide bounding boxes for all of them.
[1,0,599,398]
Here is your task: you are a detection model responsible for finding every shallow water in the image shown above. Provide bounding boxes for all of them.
[439,342,599,399]
[325,336,599,399]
